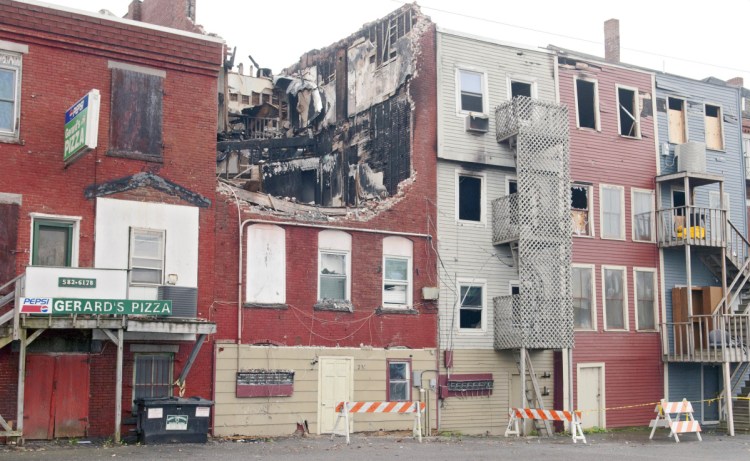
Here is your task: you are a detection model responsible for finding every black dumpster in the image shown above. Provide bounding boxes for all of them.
[134,396,214,444]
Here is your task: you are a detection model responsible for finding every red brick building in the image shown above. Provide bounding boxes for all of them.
[0,0,223,441]
[211,4,440,437]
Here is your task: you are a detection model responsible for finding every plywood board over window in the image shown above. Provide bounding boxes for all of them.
[705,104,724,150]
[668,97,686,144]
[109,66,163,160]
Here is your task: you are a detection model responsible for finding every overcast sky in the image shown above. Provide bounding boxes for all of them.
[39,0,750,85]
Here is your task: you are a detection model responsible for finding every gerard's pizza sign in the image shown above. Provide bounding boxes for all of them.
[20,297,172,316]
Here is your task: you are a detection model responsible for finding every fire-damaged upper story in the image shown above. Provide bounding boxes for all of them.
[216,4,432,217]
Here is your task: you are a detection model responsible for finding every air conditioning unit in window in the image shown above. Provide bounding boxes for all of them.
[157,285,198,318]
[675,141,707,174]
[465,113,489,133]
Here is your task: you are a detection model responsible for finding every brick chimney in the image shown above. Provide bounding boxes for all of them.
[727,77,744,88]
[604,19,620,63]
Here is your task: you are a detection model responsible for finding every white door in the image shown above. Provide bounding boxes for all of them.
[318,356,353,434]
[577,364,605,429]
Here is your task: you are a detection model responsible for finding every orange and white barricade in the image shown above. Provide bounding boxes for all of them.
[331,401,426,444]
[505,408,586,444]
[649,398,701,442]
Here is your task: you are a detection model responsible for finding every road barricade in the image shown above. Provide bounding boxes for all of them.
[649,398,702,443]
[330,401,425,444]
[505,408,586,443]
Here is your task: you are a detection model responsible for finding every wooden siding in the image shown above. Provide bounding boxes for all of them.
[667,363,721,422]
[436,161,516,350]
[437,349,555,435]
[559,60,664,427]
[436,31,556,167]
[213,344,437,437]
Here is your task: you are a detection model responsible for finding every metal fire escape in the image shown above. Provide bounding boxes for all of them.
[491,96,573,434]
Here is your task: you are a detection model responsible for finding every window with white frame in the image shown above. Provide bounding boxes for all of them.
[617,86,640,137]
[573,265,595,330]
[634,269,657,331]
[382,236,413,308]
[575,78,599,130]
[458,281,485,330]
[458,69,485,114]
[510,80,533,99]
[457,173,483,222]
[632,189,655,242]
[600,185,624,239]
[318,230,351,301]
[386,359,411,401]
[129,228,165,285]
[603,267,627,330]
[571,184,593,236]
[667,97,687,144]
[705,104,724,151]
[0,48,23,140]
[133,353,173,401]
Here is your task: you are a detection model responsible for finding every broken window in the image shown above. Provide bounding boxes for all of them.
[458,174,482,222]
[387,360,411,401]
[603,267,626,330]
[601,185,624,239]
[241,94,250,105]
[364,8,413,67]
[246,224,286,304]
[318,230,351,302]
[382,236,413,308]
[571,184,591,236]
[129,228,165,285]
[635,269,656,331]
[705,104,724,150]
[617,86,639,137]
[0,49,22,140]
[459,283,484,329]
[511,81,532,98]
[575,78,598,129]
[109,66,163,160]
[668,97,686,144]
[229,93,238,102]
[632,189,654,241]
[298,169,317,204]
[458,70,485,113]
[572,266,594,330]
[32,218,75,267]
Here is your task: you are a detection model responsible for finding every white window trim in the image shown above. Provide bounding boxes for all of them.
[572,263,597,331]
[601,265,629,331]
[615,84,641,138]
[318,230,352,302]
[506,75,538,100]
[455,66,489,116]
[703,102,726,152]
[29,213,81,268]
[633,267,658,332]
[572,183,595,238]
[631,188,656,243]
[455,170,486,225]
[129,227,166,286]
[573,76,600,131]
[0,48,24,141]
[382,236,413,309]
[456,278,487,333]
[667,96,688,144]
[599,184,625,241]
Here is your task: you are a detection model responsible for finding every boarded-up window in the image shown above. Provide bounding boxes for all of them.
[604,267,626,329]
[573,266,594,330]
[705,104,724,150]
[246,224,286,304]
[668,98,686,144]
[109,68,163,160]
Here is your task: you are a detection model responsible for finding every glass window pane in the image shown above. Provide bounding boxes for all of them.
[320,276,346,300]
[603,188,622,238]
[573,267,593,329]
[0,101,12,132]
[0,69,14,101]
[460,71,482,94]
[321,253,346,275]
[389,382,408,401]
[384,284,407,304]
[389,362,407,380]
[605,269,624,329]
[460,286,482,307]
[385,258,408,281]
[132,268,162,284]
[637,271,655,330]
[460,308,482,329]
[133,233,162,257]
[132,257,162,269]
[36,225,71,267]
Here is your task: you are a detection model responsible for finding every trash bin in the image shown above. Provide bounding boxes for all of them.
[134,396,214,444]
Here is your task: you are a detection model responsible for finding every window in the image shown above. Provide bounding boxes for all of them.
[457,173,483,222]
[634,269,657,331]
[667,97,687,144]
[133,354,173,401]
[386,359,411,401]
[0,49,22,140]
[318,230,351,301]
[571,184,592,236]
[458,281,485,330]
[573,265,595,330]
[241,94,250,105]
[632,189,655,242]
[600,185,624,239]
[251,91,260,106]
[617,86,639,137]
[575,78,599,130]
[229,92,238,102]
[32,218,75,267]
[129,228,165,285]
[458,69,485,113]
[603,267,627,330]
[382,236,413,308]
[246,224,286,304]
[705,104,724,150]
[109,63,164,160]
[507,178,518,195]
[510,80,533,98]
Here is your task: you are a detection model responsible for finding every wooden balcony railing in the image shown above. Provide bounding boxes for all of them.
[662,313,750,362]
[656,206,726,247]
